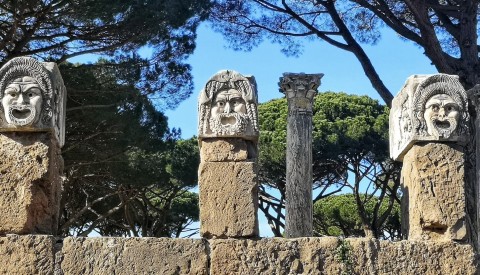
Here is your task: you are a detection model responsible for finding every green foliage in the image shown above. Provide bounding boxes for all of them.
[257,92,400,238]
[60,63,199,237]
[210,1,480,103]
[257,98,288,189]
[314,194,401,239]
[335,238,354,275]
[258,92,389,190]
[0,0,212,108]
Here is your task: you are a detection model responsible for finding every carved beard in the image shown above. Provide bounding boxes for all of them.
[209,113,249,135]
[7,104,36,126]
[428,116,457,139]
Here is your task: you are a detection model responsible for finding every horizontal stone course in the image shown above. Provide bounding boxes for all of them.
[0,235,476,275]
[60,237,209,275]
[209,238,477,275]
[0,235,56,275]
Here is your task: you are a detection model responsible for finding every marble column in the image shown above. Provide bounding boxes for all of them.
[279,72,323,238]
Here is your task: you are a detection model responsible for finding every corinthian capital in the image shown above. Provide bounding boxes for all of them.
[279,73,323,114]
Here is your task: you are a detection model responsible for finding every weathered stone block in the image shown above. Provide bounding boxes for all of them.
[0,132,62,235]
[200,138,248,162]
[0,235,55,274]
[60,237,209,275]
[209,237,341,274]
[199,161,258,238]
[402,143,468,241]
[209,238,477,275]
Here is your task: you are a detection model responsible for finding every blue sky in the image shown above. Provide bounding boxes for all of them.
[70,22,438,238]
[165,23,437,139]
[162,23,438,237]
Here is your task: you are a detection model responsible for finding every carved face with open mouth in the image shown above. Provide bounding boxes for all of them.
[209,89,249,135]
[2,76,43,127]
[424,94,460,139]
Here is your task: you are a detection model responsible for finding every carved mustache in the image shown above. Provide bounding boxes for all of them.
[429,116,457,138]
[209,113,249,135]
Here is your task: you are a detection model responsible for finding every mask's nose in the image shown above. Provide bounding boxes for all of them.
[224,102,232,113]
[16,93,26,105]
[438,107,446,118]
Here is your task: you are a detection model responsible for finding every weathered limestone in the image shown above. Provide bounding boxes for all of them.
[199,162,258,238]
[0,57,65,235]
[0,133,63,235]
[390,74,472,242]
[402,143,468,241]
[279,72,323,238]
[209,238,477,275]
[60,237,209,275]
[0,235,56,274]
[0,236,477,274]
[200,138,249,162]
[198,70,259,238]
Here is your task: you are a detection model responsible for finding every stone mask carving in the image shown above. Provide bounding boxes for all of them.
[413,74,468,139]
[423,94,460,139]
[2,76,43,126]
[0,57,66,147]
[209,88,248,135]
[389,74,470,161]
[198,70,258,140]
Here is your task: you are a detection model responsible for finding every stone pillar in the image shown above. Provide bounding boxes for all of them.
[0,57,66,235]
[198,70,259,238]
[390,74,471,241]
[279,73,323,238]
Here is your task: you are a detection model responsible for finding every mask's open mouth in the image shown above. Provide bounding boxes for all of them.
[8,105,36,126]
[12,108,31,119]
[221,116,237,125]
[434,120,450,129]
[210,113,248,135]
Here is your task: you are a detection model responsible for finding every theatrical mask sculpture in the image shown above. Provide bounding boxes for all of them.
[2,76,43,126]
[423,94,460,139]
[198,70,258,141]
[0,57,66,146]
[389,74,469,161]
[209,88,249,135]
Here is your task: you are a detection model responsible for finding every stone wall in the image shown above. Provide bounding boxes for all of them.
[4,235,477,274]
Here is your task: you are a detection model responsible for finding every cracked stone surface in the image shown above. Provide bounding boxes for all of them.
[199,161,259,238]
[402,143,468,241]
[200,138,249,162]
[60,237,209,275]
[0,235,55,274]
[0,132,62,234]
[0,236,476,274]
[209,238,476,275]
